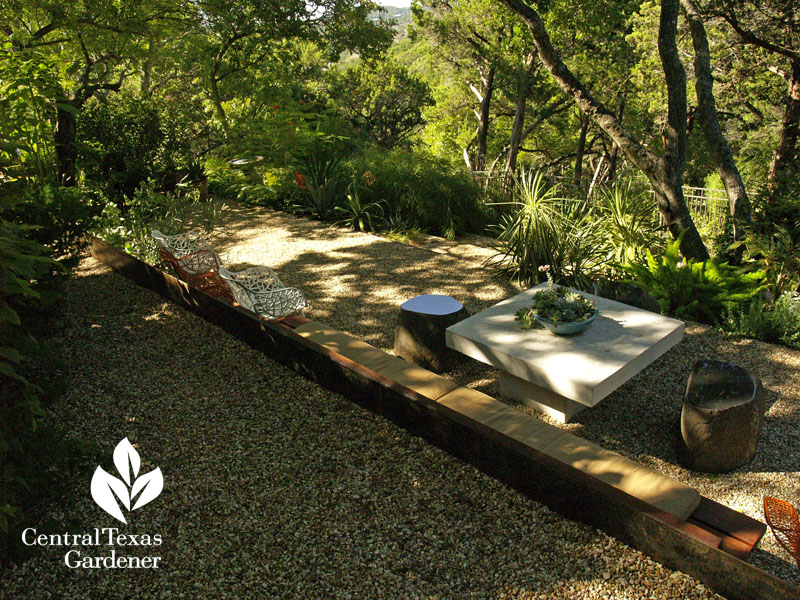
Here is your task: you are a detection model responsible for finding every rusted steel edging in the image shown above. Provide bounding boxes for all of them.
[87,236,799,600]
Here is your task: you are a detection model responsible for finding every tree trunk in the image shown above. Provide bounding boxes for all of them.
[141,38,154,96]
[208,66,230,137]
[607,94,626,183]
[682,0,752,240]
[500,0,709,260]
[54,104,79,186]
[658,0,708,259]
[506,49,537,175]
[574,110,589,193]
[474,65,496,172]
[768,58,800,190]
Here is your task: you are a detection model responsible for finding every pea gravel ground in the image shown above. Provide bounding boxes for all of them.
[2,204,799,599]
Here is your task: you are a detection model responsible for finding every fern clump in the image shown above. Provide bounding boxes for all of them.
[623,233,765,324]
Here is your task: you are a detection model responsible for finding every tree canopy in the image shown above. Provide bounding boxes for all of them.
[1,0,796,256]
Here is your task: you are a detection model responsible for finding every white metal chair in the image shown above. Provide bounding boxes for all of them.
[150,229,233,301]
[218,266,307,319]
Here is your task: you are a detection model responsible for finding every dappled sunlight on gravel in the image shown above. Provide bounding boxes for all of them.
[211,207,800,588]
[2,205,798,598]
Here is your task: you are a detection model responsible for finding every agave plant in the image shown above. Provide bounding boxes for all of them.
[334,180,386,232]
[295,145,344,220]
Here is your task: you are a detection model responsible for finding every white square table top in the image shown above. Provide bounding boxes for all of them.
[446,284,685,406]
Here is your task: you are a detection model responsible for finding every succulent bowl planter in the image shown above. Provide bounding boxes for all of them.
[534,310,597,335]
[516,284,598,336]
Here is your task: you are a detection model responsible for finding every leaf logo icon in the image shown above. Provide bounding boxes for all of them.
[91,438,163,524]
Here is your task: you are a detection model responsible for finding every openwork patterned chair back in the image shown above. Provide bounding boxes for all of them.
[173,249,219,278]
[764,496,800,570]
[218,266,307,319]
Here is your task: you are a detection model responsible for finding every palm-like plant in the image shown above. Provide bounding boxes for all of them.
[596,181,664,266]
[485,170,604,289]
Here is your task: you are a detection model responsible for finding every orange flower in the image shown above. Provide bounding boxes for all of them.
[361,170,376,186]
[294,170,307,190]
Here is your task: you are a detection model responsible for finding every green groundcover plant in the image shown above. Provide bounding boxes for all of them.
[723,292,800,349]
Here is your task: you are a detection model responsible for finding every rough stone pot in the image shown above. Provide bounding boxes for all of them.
[678,360,766,473]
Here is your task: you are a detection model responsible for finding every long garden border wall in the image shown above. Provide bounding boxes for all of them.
[88,236,799,600]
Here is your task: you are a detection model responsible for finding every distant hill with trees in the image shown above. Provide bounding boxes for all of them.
[371,6,412,40]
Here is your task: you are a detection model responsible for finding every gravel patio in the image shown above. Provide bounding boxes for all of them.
[2,203,798,599]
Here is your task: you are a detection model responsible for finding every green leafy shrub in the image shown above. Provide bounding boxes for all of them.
[78,92,206,204]
[94,180,227,264]
[722,292,800,348]
[2,184,103,267]
[0,42,60,183]
[78,95,165,201]
[205,156,291,209]
[623,233,765,324]
[330,58,434,149]
[732,224,800,298]
[346,148,487,237]
[223,100,348,175]
[0,218,55,454]
[205,155,244,197]
[754,176,800,236]
[485,170,604,289]
[0,197,98,564]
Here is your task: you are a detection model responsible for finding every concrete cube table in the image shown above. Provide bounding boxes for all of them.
[445,284,684,423]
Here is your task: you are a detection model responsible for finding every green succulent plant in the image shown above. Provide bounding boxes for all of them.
[516,281,597,329]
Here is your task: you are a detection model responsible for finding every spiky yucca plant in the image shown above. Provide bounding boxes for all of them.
[485,170,603,289]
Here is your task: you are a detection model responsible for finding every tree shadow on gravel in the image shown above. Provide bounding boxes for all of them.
[23,261,715,600]
[176,206,800,483]
[60,253,800,594]
[224,238,519,350]
[563,328,800,477]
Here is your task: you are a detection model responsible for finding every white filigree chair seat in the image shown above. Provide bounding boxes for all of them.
[218,266,307,319]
